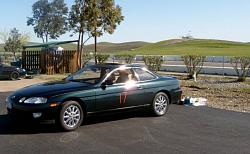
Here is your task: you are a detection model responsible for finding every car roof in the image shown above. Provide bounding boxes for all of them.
[94,63,143,69]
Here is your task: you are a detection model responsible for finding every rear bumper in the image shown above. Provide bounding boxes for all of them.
[171,89,182,104]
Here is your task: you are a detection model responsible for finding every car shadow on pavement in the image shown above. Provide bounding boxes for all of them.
[0,114,60,134]
[0,109,151,135]
[85,109,151,125]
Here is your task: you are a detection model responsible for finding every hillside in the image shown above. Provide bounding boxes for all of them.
[120,39,250,56]
[82,41,151,53]
[0,41,149,52]
[59,41,151,52]
[1,39,250,56]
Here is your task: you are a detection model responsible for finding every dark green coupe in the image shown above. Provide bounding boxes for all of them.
[6,63,182,131]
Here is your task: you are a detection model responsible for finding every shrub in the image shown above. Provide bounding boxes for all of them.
[95,54,110,64]
[230,56,250,82]
[81,52,93,68]
[182,55,206,81]
[143,56,163,72]
[114,54,135,64]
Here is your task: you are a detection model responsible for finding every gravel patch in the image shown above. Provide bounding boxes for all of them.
[180,77,250,113]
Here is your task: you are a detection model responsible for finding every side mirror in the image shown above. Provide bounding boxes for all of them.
[63,75,71,81]
[101,80,113,89]
[100,82,107,90]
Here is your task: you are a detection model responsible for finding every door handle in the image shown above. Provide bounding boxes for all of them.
[136,85,143,90]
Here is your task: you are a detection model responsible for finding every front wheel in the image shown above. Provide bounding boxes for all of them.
[58,101,84,131]
[10,71,19,80]
[151,92,170,116]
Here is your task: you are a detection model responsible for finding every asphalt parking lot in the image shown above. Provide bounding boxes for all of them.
[0,91,250,154]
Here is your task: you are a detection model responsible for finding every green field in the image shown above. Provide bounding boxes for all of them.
[82,41,151,53]
[1,39,250,56]
[0,41,150,52]
[118,39,250,56]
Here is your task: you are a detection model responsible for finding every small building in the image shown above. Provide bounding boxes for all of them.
[22,40,79,75]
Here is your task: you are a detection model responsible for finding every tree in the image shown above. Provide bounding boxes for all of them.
[95,54,109,64]
[0,30,9,43]
[87,0,124,64]
[27,0,68,43]
[230,56,250,82]
[0,30,9,59]
[4,28,22,60]
[68,0,124,67]
[68,0,93,68]
[143,56,163,72]
[182,55,206,82]
[114,54,135,64]
[20,32,30,45]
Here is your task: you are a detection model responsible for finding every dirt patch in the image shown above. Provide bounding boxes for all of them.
[181,78,249,113]
[157,72,250,113]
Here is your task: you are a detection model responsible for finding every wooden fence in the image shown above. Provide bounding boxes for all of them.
[22,51,40,71]
[22,50,78,75]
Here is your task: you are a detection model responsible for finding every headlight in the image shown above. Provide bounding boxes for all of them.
[23,97,47,104]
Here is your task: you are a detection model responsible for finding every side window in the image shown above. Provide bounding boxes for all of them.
[134,68,156,81]
[106,68,138,84]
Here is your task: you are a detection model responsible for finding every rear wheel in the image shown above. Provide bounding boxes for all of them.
[151,92,169,116]
[58,101,84,131]
[10,71,19,80]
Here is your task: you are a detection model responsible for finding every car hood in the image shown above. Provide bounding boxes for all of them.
[11,80,92,97]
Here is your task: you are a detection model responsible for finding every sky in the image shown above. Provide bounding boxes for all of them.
[0,0,250,44]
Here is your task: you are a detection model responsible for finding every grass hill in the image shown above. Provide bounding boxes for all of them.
[82,41,151,53]
[59,41,151,52]
[0,41,150,52]
[119,39,250,56]
[1,39,250,56]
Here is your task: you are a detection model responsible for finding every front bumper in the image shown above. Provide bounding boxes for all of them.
[18,70,27,78]
[6,98,60,120]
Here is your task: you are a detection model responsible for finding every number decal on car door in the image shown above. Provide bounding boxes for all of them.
[120,92,128,105]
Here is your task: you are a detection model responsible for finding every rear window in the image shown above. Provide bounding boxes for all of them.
[134,68,156,81]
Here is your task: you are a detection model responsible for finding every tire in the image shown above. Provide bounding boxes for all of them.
[58,101,84,131]
[151,92,170,116]
[10,71,19,80]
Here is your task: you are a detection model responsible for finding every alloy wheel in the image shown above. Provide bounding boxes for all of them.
[63,105,81,128]
[154,94,168,115]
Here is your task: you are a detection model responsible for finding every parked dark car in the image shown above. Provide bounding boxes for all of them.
[6,63,182,131]
[0,63,27,80]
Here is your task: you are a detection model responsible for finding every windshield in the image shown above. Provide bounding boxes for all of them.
[0,64,8,67]
[66,65,111,84]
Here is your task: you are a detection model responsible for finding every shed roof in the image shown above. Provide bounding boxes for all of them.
[23,40,78,49]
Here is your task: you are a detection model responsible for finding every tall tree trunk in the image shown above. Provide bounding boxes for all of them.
[13,52,16,62]
[77,32,81,69]
[94,35,97,64]
[80,31,84,68]
[45,34,48,43]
